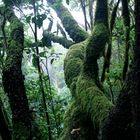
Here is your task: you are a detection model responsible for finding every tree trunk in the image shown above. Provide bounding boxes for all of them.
[131,0,140,139]
[1,6,32,140]
[0,98,11,140]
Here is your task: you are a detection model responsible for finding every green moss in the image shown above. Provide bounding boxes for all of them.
[59,102,82,140]
[4,40,22,71]
[62,0,111,138]
[86,23,109,59]
[76,74,113,128]
[63,29,112,130]
[83,23,109,80]
[59,101,96,140]
[50,3,88,43]
[64,41,86,89]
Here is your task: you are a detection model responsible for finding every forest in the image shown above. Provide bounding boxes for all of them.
[0,0,140,139]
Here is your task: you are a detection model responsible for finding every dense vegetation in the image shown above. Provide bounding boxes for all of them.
[0,0,140,140]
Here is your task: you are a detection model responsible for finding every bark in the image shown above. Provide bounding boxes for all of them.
[47,0,88,43]
[0,99,11,140]
[130,57,140,140]
[122,0,130,80]
[131,0,140,139]
[101,72,134,140]
[1,6,32,139]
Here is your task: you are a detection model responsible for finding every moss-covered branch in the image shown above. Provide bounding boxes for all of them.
[42,31,74,48]
[47,0,88,43]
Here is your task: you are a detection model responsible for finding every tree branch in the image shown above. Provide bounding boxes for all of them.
[42,31,74,48]
[47,0,88,43]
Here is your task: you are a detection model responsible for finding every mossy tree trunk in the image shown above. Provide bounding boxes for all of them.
[42,31,74,49]
[60,0,114,139]
[45,0,140,139]
[1,6,32,140]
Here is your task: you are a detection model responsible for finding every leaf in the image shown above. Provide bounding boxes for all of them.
[26,16,31,23]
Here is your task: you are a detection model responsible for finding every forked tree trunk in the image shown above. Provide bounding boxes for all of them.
[60,0,113,139]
